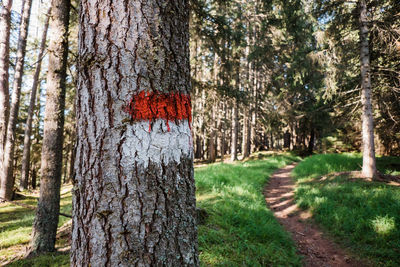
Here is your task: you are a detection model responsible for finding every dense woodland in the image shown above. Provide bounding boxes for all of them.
[0,0,399,265]
[1,0,399,191]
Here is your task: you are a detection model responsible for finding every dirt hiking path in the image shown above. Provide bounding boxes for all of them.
[264,163,365,267]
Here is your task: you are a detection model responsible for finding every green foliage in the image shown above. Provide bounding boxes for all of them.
[293,154,400,266]
[196,154,302,266]
[313,0,400,155]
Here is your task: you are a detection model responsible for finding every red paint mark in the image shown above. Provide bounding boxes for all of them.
[125,91,192,131]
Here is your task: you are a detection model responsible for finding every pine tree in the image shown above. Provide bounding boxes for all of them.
[1,0,33,199]
[20,8,51,190]
[30,0,71,253]
[0,0,13,193]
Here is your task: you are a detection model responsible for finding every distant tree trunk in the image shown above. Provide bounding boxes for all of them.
[219,102,226,161]
[359,0,377,178]
[242,108,250,158]
[31,168,36,189]
[308,126,315,155]
[209,128,217,162]
[0,0,33,200]
[20,8,50,191]
[195,135,202,159]
[231,99,239,161]
[270,132,274,149]
[30,0,70,253]
[71,0,198,266]
[0,0,12,192]
[67,137,75,183]
[250,66,257,153]
[62,146,69,184]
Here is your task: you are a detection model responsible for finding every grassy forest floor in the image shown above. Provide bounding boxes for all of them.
[292,153,400,266]
[0,152,399,266]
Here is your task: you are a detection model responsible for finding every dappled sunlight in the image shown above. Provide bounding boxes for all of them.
[292,153,400,265]
[371,215,396,236]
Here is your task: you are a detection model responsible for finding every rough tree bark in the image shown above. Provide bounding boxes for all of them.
[30,0,70,253]
[20,8,50,191]
[0,0,12,185]
[359,0,377,178]
[0,0,33,200]
[71,0,198,266]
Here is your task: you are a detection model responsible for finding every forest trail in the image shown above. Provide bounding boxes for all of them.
[264,163,364,267]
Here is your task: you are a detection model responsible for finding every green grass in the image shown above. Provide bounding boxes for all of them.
[0,185,73,265]
[1,153,302,266]
[6,253,70,267]
[196,153,302,266]
[292,153,400,266]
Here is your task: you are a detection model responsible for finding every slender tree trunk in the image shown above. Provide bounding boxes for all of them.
[62,145,69,184]
[68,140,75,183]
[0,0,33,200]
[0,0,13,186]
[71,0,198,266]
[209,128,216,162]
[231,99,238,161]
[218,100,227,162]
[31,168,36,189]
[308,126,315,155]
[242,108,250,158]
[250,65,257,153]
[359,0,377,178]
[270,132,274,149]
[20,8,50,190]
[30,0,70,253]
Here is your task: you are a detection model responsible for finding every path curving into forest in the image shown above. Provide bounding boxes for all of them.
[264,163,365,267]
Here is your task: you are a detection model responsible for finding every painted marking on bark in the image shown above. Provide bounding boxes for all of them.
[125,91,192,131]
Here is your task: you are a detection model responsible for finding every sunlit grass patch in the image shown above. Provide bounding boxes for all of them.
[197,153,302,266]
[6,252,69,267]
[371,215,396,236]
[0,186,73,264]
[293,154,400,266]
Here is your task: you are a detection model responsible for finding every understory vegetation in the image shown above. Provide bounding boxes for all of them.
[1,153,302,266]
[292,154,400,266]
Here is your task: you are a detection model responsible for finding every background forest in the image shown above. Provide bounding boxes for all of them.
[2,0,400,190]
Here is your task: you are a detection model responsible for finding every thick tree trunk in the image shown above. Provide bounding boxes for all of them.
[20,8,50,191]
[0,0,33,200]
[71,1,198,266]
[0,0,12,187]
[30,0,70,253]
[231,99,238,161]
[359,0,377,178]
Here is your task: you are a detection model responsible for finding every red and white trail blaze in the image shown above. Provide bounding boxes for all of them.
[125,91,192,132]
